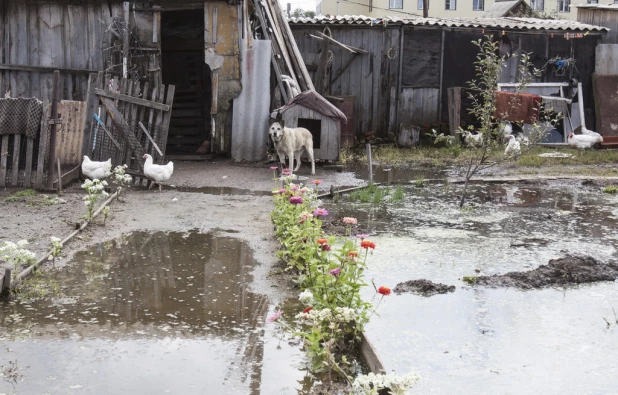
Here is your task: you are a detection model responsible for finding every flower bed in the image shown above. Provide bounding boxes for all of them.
[270,174,418,394]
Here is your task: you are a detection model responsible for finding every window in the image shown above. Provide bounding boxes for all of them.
[587,0,598,3]
[445,0,456,10]
[530,0,544,10]
[558,0,570,12]
[390,0,403,9]
[418,0,423,9]
[473,0,484,10]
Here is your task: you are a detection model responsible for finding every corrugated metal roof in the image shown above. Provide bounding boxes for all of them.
[288,14,609,32]
[483,0,523,17]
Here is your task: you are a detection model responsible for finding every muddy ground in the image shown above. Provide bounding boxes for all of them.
[394,279,456,296]
[470,255,618,289]
[0,159,363,299]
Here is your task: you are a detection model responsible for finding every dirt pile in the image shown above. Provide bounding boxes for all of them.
[394,279,456,296]
[472,255,618,289]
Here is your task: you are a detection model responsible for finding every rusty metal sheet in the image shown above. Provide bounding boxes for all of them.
[231,39,272,162]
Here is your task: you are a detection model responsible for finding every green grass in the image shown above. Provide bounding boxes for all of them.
[415,177,425,187]
[5,189,37,202]
[603,186,618,194]
[516,147,618,167]
[347,183,405,204]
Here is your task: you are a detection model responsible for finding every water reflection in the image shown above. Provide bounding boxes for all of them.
[0,231,305,394]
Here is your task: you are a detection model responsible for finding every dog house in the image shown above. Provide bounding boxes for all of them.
[275,91,347,161]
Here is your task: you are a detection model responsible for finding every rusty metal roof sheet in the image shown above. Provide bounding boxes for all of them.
[288,15,609,32]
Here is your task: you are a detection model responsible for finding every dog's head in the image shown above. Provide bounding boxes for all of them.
[269,119,285,143]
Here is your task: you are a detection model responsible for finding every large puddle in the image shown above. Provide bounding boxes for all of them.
[329,183,618,394]
[0,231,305,394]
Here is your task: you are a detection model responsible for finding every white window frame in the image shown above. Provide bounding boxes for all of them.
[473,0,484,11]
[418,0,423,9]
[558,0,570,12]
[530,0,544,10]
[445,0,456,10]
[390,0,403,9]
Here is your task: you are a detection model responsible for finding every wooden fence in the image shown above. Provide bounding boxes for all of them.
[84,72,175,184]
[0,98,51,189]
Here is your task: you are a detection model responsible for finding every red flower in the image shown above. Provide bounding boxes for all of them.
[378,286,391,296]
[322,244,331,251]
[303,307,313,314]
[348,251,359,257]
[360,240,376,249]
[317,238,328,245]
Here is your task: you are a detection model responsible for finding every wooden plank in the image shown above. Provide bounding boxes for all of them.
[11,134,21,186]
[315,38,331,94]
[211,72,219,114]
[213,6,218,44]
[81,73,99,158]
[125,81,141,166]
[24,137,34,187]
[310,32,369,54]
[0,136,8,187]
[151,85,166,161]
[123,2,130,78]
[94,88,171,111]
[135,82,149,147]
[159,85,175,158]
[35,100,50,190]
[28,4,41,101]
[138,122,163,156]
[259,1,296,82]
[254,1,288,103]
[100,97,145,170]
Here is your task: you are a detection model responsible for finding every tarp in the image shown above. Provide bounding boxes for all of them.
[276,90,347,123]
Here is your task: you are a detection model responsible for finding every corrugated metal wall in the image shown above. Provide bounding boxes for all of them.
[231,39,271,162]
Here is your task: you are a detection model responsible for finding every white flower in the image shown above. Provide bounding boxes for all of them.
[50,236,61,242]
[299,290,314,305]
[17,240,28,247]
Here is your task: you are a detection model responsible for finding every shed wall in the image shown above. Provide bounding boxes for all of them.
[281,106,339,161]
[578,9,618,44]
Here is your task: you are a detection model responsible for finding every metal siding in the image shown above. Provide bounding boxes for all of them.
[231,39,271,162]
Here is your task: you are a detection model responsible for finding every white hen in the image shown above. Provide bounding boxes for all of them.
[143,154,174,191]
[82,156,111,180]
[580,126,603,144]
[464,130,483,147]
[504,135,521,156]
[568,133,598,150]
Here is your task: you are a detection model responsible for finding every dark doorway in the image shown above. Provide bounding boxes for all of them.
[161,10,212,156]
[297,118,322,149]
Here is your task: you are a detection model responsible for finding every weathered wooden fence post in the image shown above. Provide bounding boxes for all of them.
[1,268,11,295]
[366,143,373,183]
[46,70,60,190]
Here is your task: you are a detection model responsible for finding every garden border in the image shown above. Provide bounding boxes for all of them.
[0,189,119,293]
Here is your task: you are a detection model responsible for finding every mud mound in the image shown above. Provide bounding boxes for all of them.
[472,255,618,289]
[394,279,456,296]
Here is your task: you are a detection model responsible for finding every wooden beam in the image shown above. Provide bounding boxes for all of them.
[81,73,99,158]
[94,89,171,111]
[100,97,145,170]
[315,38,331,94]
[46,71,60,190]
[138,121,163,156]
[0,63,99,74]
[254,1,288,103]
[324,53,359,92]
[94,114,122,151]
[309,33,369,55]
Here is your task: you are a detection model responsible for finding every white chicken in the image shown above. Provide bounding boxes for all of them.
[81,156,111,180]
[464,130,483,147]
[516,133,530,146]
[143,154,174,191]
[568,133,598,150]
[580,126,603,144]
[504,135,521,156]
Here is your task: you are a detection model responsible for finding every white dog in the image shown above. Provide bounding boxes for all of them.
[269,120,315,175]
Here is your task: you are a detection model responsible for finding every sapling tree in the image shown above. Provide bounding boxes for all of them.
[112,164,132,201]
[451,35,561,207]
[48,237,63,268]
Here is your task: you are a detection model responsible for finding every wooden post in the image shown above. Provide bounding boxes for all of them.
[366,143,373,183]
[315,38,331,94]
[46,71,60,190]
[82,73,99,158]
[1,268,11,295]
[123,2,130,78]
[423,0,429,17]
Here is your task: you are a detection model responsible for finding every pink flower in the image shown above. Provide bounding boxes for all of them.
[290,196,304,205]
[329,267,341,276]
[267,311,282,323]
[321,244,331,251]
[343,217,358,225]
[282,168,292,176]
[313,208,328,217]
[277,188,286,194]
[270,166,279,170]
[312,180,322,185]
[291,186,299,191]
[356,233,369,239]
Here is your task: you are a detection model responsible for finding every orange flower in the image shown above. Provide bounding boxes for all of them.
[360,240,376,249]
[378,286,391,296]
[348,251,359,257]
[317,238,328,245]
[303,307,313,314]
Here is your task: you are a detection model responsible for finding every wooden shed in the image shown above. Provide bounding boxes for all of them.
[0,0,322,188]
[289,15,608,140]
[276,90,347,161]
[577,4,618,44]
